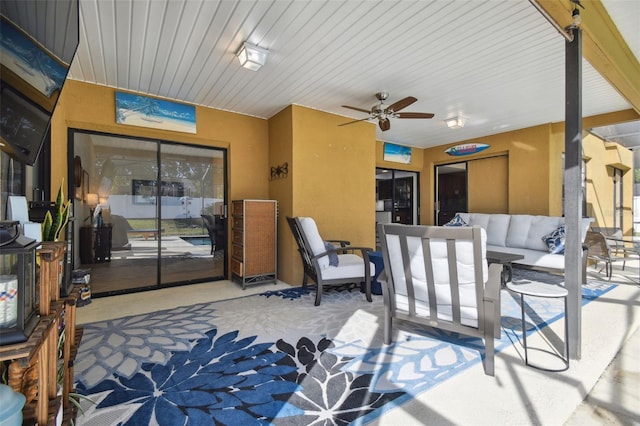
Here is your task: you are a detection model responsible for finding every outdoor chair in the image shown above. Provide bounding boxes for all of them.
[286,216,374,306]
[590,227,637,270]
[377,223,502,376]
[584,230,637,280]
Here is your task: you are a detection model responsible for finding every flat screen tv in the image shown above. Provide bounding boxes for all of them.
[0,0,79,166]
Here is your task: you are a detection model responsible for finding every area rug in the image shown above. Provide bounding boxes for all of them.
[73,273,615,426]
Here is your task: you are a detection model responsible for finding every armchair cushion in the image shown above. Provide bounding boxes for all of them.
[299,217,330,269]
[320,254,370,279]
[324,241,340,266]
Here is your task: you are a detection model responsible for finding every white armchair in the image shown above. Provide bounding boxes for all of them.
[287,216,375,306]
[377,223,502,376]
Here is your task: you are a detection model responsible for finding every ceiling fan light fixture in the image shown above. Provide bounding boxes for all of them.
[445,116,465,129]
[236,42,268,71]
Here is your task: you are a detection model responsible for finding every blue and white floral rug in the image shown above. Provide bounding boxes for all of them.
[74,273,615,426]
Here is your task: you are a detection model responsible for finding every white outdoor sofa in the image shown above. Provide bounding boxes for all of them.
[451,213,593,274]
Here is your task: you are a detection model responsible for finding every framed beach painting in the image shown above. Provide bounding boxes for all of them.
[383,143,412,164]
[115,91,196,134]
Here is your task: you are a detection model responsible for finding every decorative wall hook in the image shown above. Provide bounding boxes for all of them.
[270,162,288,180]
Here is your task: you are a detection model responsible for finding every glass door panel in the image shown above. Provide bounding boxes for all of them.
[72,131,227,296]
[376,168,418,225]
[435,162,467,226]
[159,144,225,287]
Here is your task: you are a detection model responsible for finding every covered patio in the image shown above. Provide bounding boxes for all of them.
[75,261,639,425]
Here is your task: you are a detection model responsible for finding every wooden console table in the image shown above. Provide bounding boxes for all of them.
[0,243,83,425]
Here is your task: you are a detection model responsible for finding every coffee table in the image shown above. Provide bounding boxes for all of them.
[486,251,524,285]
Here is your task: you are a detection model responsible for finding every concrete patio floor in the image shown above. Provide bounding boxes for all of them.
[76,260,640,425]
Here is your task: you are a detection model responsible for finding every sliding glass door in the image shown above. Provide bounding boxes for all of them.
[158,144,226,287]
[71,131,227,296]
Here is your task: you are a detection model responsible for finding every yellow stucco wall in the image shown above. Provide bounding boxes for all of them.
[48,80,636,287]
[419,124,555,224]
[50,80,271,256]
[268,106,295,284]
[52,80,270,201]
[271,105,376,285]
[582,133,634,234]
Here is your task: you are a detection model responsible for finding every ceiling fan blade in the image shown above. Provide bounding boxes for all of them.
[339,117,372,126]
[395,112,435,119]
[385,96,417,113]
[379,118,391,131]
[342,105,371,114]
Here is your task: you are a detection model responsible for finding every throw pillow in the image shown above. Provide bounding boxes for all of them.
[542,225,566,254]
[324,241,339,267]
[444,213,468,227]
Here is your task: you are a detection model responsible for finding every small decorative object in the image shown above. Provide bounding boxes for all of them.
[444,143,490,157]
[270,162,288,180]
[0,221,39,345]
[383,143,411,164]
[0,384,26,425]
[0,275,19,327]
[115,91,196,134]
[42,180,71,242]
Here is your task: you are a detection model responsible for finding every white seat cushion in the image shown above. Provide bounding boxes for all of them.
[319,253,375,279]
[385,227,488,327]
[299,217,330,269]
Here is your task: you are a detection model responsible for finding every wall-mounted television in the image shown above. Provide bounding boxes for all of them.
[0,0,79,166]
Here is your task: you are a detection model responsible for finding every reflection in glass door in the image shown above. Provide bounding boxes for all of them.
[159,144,226,287]
[72,131,226,296]
[435,162,467,226]
[375,168,419,225]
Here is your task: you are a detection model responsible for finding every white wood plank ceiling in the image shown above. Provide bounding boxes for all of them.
[19,1,640,149]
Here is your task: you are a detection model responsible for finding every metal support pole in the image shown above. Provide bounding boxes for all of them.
[564,26,582,360]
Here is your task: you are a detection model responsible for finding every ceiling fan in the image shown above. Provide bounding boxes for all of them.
[340,92,434,131]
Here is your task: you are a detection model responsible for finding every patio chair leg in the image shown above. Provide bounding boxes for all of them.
[314,284,322,306]
[364,277,372,302]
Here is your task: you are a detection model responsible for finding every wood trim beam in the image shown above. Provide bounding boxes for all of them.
[535,0,640,114]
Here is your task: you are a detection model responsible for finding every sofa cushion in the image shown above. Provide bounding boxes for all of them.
[506,215,564,251]
[542,225,566,254]
[457,213,510,247]
[486,245,566,270]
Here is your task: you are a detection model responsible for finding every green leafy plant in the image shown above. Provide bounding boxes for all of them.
[57,327,94,425]
[42,180,71,242]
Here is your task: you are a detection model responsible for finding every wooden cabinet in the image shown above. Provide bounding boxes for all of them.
[0,244,83,425]
[231,200,277,289]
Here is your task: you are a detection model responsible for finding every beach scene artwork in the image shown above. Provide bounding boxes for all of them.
[115,91,196,134]
[383,143,412,164]
[0,17,67,98]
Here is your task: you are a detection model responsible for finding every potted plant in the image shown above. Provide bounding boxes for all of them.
[42,181,71,242]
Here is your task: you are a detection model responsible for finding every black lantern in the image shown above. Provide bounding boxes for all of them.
[0,221,40,345]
